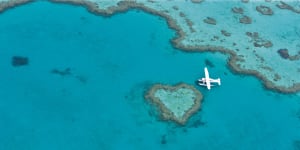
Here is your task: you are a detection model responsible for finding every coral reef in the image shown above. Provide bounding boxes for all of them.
[221,30,231,37]
[45,0,300,93]
[191,0,203,4]
[239,15,252,24]
[246,32,273,48]
[11,56,29,67]
[0,0,32,13]
[203,17,216,25]
[179,12,196,32]
[256,5,273,15]
[277,49,289,59]
[145,83,203,125]
[277,49,300,61]
[2,0,300,93]
[231,7,244,14]
[276,1,300,14]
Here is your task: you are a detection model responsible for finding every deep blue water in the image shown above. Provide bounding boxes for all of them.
[0,1,300,150]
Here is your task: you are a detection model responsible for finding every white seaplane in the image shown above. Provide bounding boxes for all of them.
[197,67,221,90]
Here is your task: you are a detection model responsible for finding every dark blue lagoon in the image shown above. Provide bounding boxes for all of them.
[0,1,300,150]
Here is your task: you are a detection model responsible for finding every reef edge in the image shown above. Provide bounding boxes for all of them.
[2,0,300,93]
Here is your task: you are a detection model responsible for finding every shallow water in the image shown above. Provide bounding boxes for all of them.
[0,1,299,150]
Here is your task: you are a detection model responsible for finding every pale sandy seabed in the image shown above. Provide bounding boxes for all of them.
[1,0,300,93]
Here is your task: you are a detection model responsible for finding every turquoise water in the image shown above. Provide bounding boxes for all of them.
[0,1,300,150]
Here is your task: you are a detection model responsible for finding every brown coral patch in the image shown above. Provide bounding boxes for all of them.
[277,1,292,9]
[186,18,196,33]
[260,66,273,72]
[231,7,244,14]
[203,17,216,25]
[276,1,300,14]
[221,30,231,37]
[179,12,195,32]
[256,5,273,15]
[246,32,259,38]
[273,73,281,82]
[0,0,33,13]
[191,0,203,3]
[277,49,289,59]
[246,32,273,48]
[277,49,300,61]
[11,56,29,67]
[147,0,156,3]
[290,51,300,60]
[172,6,179,11]
[239,15,252,24]
[179,12,185,17]
[254,40,273,48]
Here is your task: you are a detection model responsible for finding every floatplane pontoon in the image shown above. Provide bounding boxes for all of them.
[197,67,221,90]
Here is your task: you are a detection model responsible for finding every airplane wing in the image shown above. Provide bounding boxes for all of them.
[204,67,211,90]
[206,80,211,90]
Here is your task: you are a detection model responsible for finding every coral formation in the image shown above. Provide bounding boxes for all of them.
[276,1,300,14]
[191,0,203,4]
[11,56,29,67]
[145,83,202,125]
[179,12,196,32]
[0,0,32,13]
[277,49,289,59]
[203,17,216,25]
[221,30,231,37]
[277,49,300,61]
[256,5,273,15]
[231,7,244,14]
[51,68,72,76]
[246,32,273,48]
[239,15,252,24]
[45,0,300,92]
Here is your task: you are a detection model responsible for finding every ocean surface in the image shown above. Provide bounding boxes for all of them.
[0,1,300,150]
